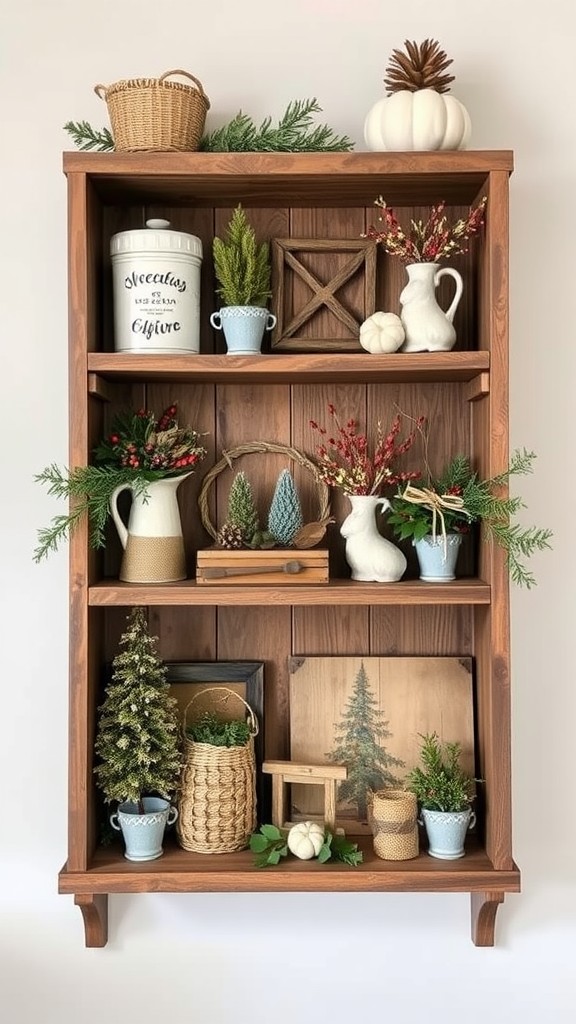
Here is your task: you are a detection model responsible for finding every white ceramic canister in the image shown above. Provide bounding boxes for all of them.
[110,219,203,353]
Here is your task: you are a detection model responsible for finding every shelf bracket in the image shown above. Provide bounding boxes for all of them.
[74,893,109,947]
[88,372,113,402]
[470,891,504,946]
[464,372,490,403]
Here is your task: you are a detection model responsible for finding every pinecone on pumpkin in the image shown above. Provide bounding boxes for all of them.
[384,39,455,95]
[217,522,244,549]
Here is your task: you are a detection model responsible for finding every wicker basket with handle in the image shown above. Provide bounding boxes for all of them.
[177,687,258,854]
[94,70,210,152]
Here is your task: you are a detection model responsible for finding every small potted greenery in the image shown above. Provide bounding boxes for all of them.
[95,608,182,861]
[388,449,552,587]
[209,205,276,354]
[406,732,479,860]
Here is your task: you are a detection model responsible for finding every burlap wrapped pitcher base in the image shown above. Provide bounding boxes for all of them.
[369,789,419,861]
[177,688,257,854]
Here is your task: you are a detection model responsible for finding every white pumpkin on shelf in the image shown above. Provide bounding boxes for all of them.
[359,311,405,354]
[287,821,325,860]
[364,39,471,153]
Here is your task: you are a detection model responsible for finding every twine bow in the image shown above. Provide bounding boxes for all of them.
[401,484,466,558]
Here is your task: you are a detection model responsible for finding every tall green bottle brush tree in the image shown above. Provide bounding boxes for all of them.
[94,607,182,813]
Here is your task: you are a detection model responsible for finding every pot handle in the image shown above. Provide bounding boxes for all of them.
[167,806,179,826]
[110,812,121,831]
[109,484,131,549]
[210,311,223,330]
[468,810,477,830]
[434,267,463,324]
[265,313,277,331]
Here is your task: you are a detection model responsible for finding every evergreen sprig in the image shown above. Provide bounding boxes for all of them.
[186,712,251,748]
[249,824,363,867]
[64,120,115,151]
[389,448,553,588]
[200,98,353,153]
[406,733,480,812]
[213,205,271,307]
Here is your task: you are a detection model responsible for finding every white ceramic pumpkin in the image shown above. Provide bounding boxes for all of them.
[359,311,405,354]
[364,90,471,152]
[287,821,325,860]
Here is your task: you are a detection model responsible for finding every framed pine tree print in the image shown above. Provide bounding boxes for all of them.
[289,656,474,833]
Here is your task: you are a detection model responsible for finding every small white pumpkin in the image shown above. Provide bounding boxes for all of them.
[364,90,471,152]
[287,821,325,860]
[359,312,405,354]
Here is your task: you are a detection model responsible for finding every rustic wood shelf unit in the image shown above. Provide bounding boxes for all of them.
[59,150,519,948]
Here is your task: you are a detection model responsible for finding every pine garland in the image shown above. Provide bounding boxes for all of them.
[64,121,115,151]
[94,608,182,807]
[200,98,353,153]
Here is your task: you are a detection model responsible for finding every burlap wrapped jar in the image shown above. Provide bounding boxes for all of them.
[369,788,419,860]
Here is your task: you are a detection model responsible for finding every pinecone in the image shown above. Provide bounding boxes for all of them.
[217,522,244,549]
[384,39,455,95]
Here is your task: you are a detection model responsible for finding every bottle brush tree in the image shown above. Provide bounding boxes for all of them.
[94,607,182,812]
[267,469,303,546]
[226,470,260,543]
[212,205,271,308]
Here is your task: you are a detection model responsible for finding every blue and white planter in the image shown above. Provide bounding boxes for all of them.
[210,306,277,354]
[420,806,476,860]
[110,796,178,862]
[414,533,462,582]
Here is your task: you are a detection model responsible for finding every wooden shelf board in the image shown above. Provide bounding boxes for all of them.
[88,578,490,607]
[64,151,513,207]
[59,838,520,895]
[87,352,490,385]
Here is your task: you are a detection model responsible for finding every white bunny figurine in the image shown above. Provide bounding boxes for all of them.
[340,496,407,582]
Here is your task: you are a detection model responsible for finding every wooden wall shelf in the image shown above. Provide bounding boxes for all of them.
[63,150,516,948]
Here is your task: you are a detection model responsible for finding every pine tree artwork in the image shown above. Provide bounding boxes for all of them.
[267,470,303,546]
[226,471,260,543]
[327,661,404,820]
[94,608,182,812]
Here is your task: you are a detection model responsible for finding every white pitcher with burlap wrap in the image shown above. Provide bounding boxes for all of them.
[109,473,190,583]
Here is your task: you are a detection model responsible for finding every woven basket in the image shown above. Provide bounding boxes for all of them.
[94,70,210,152]
[368,788,419,861]
[177,687,258,854]
[198,441,331,542]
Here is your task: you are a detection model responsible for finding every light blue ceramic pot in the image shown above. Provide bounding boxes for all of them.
[414,533,462,582]
[111,796,178,862]
[420,807,476,860]
[210,306,277,354]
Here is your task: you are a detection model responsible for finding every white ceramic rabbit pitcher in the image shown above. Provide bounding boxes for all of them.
[399,262,463,352]
[109,474,190,583]
[340,495,407,582]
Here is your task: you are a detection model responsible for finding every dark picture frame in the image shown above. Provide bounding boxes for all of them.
[165,661,267,822]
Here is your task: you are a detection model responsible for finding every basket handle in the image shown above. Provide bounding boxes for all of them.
[183,686,258,738]
[159,70,211,109]
[94,84,107,100]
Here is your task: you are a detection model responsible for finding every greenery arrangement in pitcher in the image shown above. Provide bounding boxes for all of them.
[34,403,206,561]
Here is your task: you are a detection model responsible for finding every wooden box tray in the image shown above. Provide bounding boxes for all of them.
[196,548,329,585]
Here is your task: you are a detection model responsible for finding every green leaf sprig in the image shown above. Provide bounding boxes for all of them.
[200,98,353,153]
[249,824,363,868]
[64,121,114,151]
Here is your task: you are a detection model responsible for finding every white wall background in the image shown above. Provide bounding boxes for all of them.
[2,1,574,1019]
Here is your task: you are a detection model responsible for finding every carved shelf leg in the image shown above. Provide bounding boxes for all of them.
[470,891,504,946]
[75,893,109,947]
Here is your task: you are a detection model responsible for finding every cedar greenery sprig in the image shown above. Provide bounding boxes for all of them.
[389,448,553,588]
[213,205,271,307]
[249,824,363,868]
[200,98,353,153]
[34,403,207,562]
[64,120,115,151]
[365,197,487,264]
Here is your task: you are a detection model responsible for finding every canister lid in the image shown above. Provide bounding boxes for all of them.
[110,219,203,258]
